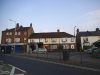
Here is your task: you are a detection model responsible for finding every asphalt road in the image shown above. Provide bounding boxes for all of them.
[0,55,100,75]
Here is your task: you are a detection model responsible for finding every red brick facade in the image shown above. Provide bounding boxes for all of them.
[1,23,33,53]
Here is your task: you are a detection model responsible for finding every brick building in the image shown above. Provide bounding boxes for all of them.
[1,23,33,53]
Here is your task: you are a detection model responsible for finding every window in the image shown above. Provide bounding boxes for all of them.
[63,45,69,49]
[71,45,74,49]
[15,38,20,43]
[50,45,57,49]
[18,32,20,35]
[51,38,57,42]
[24,38,27,42]
[71,37,74,42]
[6,38,11,43]
[45,38,48,43]
[6,32,9,35]
[83,37,88,43]
[30,39,32,43]
[6,39,8,42]
[61,38,67,42]
[10,32,12,35]
[24,32,27,36]
[15,32,17,35]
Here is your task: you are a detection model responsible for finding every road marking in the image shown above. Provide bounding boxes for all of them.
[8,54,100,72]
[10,66,15,75]
[8,64,26,73]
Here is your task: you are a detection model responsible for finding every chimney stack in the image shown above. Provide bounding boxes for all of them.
[30,23,32,28]
[16,23,19,29]
[96,28,99,32]
[57,29,60,32]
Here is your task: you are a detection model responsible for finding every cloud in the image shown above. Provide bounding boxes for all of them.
[78,9,100,31]
[86,10,100,19]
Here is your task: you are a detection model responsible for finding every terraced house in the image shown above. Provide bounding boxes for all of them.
[1,23,33,53]
[28,29,76,52]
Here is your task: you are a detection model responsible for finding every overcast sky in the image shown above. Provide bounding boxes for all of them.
[0,0,100,43]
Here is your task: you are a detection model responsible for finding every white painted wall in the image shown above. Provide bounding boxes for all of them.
[81,36,100,49]
[28,37,76,44]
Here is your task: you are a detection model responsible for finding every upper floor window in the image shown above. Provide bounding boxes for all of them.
[9,32,12,35]
[15,38,20,43]
[15,32,17,35]
[51,38,57,42]
[24,38,27,42]
[6,32,9,35]
[6,38,11,43]
[71,37,74,42]
[83,37,88,43]
[61,38,67,42]
[45,38,48,43]
[24,32,27,36]
[30,39,34,43]
[18,32,20,35]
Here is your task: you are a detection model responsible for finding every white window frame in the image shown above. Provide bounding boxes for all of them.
[61,38,67,42]
[71,37,74,42]
[6,38,12,43]
[15,38,20,43]
[45,38,48,43]
[51,38,57,42]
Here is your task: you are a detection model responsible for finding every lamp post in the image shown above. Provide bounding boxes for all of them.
[74,26,77,36]
[9,19,17,54]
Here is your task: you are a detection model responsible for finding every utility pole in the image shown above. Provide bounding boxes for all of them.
[74,26,76,36]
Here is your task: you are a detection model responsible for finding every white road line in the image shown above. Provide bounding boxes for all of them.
[8,64,26,73]
[10,66,15,75]
[8,55,100,72]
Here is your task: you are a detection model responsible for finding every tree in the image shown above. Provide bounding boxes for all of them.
[38,42,43,48]
[76,32,82,51]
[29,42,35,51]
[93,40,100,48]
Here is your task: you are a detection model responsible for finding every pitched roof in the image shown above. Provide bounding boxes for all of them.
[3,26,30,32]
[79,31,100,36]
[29,32,74,38]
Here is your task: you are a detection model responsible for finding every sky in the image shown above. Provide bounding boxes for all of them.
[0,0,100,43]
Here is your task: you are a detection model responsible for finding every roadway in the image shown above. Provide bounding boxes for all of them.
[0,55,100,75]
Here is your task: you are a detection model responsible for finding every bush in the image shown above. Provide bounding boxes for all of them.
[83,46,91,50]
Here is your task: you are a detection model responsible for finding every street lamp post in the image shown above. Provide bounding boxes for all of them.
[9,19,17,54]
[74,26,76,36]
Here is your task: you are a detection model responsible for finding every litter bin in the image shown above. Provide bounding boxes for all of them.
[63,50,69,61]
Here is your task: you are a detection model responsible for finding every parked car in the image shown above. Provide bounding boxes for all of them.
[84,47,97,54]
[33,48,47,53]
[92,48,100,58]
